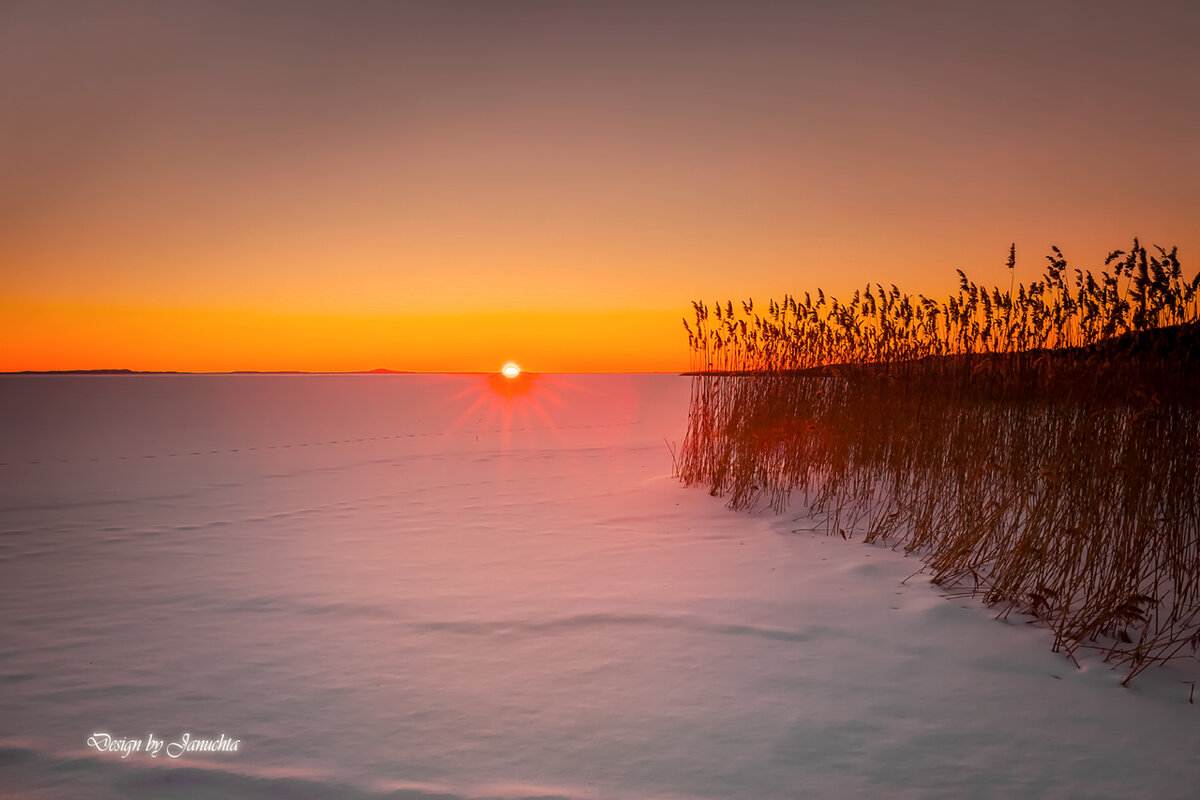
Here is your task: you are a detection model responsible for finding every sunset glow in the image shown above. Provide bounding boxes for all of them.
[502,363,522,379]
[2,2,1197,373]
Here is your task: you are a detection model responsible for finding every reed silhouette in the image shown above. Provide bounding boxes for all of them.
[678,240,1200,682]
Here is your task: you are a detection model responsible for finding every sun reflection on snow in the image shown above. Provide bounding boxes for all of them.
[443,370,566,451]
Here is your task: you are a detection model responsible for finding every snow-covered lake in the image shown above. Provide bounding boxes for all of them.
[1,374,1197,799]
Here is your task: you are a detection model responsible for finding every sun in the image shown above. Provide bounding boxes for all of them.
[501,362,521,378]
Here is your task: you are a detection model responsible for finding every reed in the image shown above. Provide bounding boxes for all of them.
[678,240,1200,683]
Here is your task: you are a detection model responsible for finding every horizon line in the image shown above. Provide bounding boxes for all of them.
[1,368,686,376]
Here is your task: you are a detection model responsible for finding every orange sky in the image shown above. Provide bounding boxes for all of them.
[3,1,1198,372]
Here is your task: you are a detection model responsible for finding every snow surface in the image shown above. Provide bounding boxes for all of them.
[0,373,1197,799]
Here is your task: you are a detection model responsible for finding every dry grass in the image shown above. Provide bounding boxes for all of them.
[678,240,1200,683]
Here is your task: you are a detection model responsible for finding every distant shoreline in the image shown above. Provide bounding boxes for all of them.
[0,368,414,376]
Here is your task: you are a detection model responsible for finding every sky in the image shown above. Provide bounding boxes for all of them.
[3,0,1198,372]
